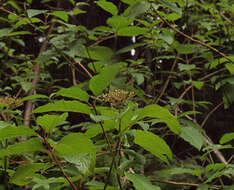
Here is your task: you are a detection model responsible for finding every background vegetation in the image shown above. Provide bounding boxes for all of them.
[0,0,233,189]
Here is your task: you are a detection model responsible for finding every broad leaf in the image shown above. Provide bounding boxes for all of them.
[180,127,204,150]
[0,138,45,157]
[56,133,95,155]
[11,163,50,186]
[27,9,48,18]
[84,46,114,62]
[33,100,91,115]
[107,16,132,30]
[225,63,234,75]
[220,132,234,144]
[97,0,118,16]
[134,130,172,164]
[89,65,120,96]
[50,11,69,22]
[56,86,89,102]
[0,126,36,141]
[22,94,49,101]
[123,1,150,19]
[125,172,161,190]
[157,0,182,15]
[37,113,68,133]
[117,26,148,37]
[136,104,181,134]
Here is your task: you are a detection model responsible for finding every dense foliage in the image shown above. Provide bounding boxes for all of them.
[0,0,234,189]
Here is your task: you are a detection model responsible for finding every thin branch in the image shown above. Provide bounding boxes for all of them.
[155,11,234,63]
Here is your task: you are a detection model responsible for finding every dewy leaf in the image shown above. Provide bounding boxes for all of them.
[180,127,205,150]
[33,100,91,115]
[136,104,181,134]
[97,0,118,16]
[37,113,68,133]
[225,63,234,75]
[0,126,37,141]
[27,9,48,18]
[220,132,234,144]
[134,130,172,164]
[56,86,89,102]
[117,26,148,37]
[11,163,50,186]
[0,138,45,158]
[56,133,95,155]
[50,11,69,22]
[125,172,161,190]
[89,65,120,96]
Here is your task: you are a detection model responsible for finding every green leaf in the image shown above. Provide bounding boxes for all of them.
[56,86,89,102]
[157,0,182,15]
[27,9,48,18]
[136,104,181,134]
[50,11,69,22]
[125,172,161,190]
[33,100,91,115]
[220,132,234,144]
[56,133,96,155]
[89,65,120,96]
[210,55,234,69]
[180,127,205,150]
[97,0,118,16]
[225,63,234,75]
[192,81,204,90]
[107,15,132,30]
[22,94,49,101]
[178,63,196,71]
[63,153,95,176]
[20,81,32,93]
[123,1,151,19]
[0,126,36,141]
[37,113,68,133]
[11,163,50,186]
[117,26,148,36]
[84,46,114,62]
[0,138,45,157]
[134,130,172,164]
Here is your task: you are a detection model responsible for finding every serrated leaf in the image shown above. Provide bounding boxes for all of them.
[0,138,44,157]
[134,130,172,164]
[56,86,89,102]
[117,26,148,36]
[33,100,91,115]
[89,65,120,96]
[11,163,50,186]
[56,133,95,155]
[180,127,204,150]
[136,104,181,134]
[37,113,68,133]
[220,132,234,144]
[27,9,48,18]
[97,0,118,15]
[125,172,161,190]
[50,11,69,22]
[0,126,36,141]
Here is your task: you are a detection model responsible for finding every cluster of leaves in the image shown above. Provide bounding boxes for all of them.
[0,0,234,190]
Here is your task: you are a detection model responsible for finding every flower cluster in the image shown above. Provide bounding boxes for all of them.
[0,96,23,109]
[102,89,135,107]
